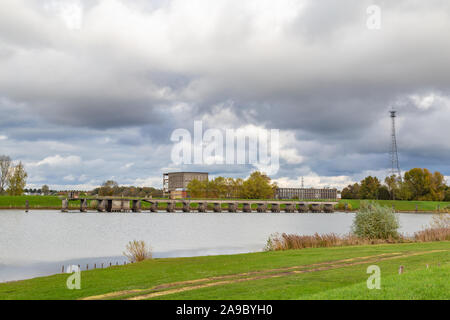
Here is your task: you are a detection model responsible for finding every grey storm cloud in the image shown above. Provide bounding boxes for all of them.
[0,0,450,189]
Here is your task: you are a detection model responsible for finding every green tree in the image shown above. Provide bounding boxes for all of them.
[99,180,119,196]
[403,168,446,201]
[403,168,431,200]
[384,175,400,200]
[359,176,381,199]
[241,171,275,199]
[396,181,413,200]
[187,179,206,198]
[7,162,27,196]
[208,177,228,198]
[445,187,450,202]
[377,185,391,200]
[430,171,446,201]
[341,183,360,199]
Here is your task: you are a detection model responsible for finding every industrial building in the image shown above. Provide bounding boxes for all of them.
[163,172,209,198]
[275,187,337,200]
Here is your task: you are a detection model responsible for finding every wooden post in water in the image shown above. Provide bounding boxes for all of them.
[416,204,418,212]
[25,200,29,213]
[86,264,89,270]
[62,265,64,273]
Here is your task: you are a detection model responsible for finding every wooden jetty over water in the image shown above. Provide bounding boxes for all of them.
[62,198,338,213]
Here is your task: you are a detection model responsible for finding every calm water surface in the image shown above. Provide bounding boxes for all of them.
[0,210,433,282]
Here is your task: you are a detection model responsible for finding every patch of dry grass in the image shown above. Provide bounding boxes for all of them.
[265,213,450,251]
[264,232,406,251]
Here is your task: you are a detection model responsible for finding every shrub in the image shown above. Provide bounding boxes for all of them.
[336,202,353,211]
[351,201,400,239]
[123,240,152,263]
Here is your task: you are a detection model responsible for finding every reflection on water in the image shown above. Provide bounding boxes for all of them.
[0,210,432,282]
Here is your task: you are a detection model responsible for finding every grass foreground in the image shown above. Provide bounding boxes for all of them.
[0,241,448,300]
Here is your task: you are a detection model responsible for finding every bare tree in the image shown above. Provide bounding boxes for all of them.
[0,155,11,193]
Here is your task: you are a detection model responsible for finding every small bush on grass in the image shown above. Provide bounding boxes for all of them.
[123,240,152,263]
[351,201,400,239]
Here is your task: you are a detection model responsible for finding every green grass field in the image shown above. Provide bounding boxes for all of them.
[339,199,450,212]
[0,242,448,300]
[1,195,449,212]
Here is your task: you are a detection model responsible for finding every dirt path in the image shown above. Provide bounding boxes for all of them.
[81,250,446,300]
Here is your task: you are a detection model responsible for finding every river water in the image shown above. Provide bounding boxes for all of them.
[0,210,433,282]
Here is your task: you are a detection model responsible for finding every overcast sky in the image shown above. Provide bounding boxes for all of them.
[1,0,449,190]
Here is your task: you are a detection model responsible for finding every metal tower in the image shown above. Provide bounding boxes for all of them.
[389,109,402,181]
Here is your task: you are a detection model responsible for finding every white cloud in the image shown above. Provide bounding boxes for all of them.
[123,162,134,169]
[63,174,75,181]
[44,0,84,30]
[33,155,82,167]
[132,176,163,188]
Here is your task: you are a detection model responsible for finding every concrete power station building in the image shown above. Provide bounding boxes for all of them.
[163,172,209,198]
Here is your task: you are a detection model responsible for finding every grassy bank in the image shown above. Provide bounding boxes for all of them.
[339,199,450,212]
[0,242,448,300]
[1,196,449,212]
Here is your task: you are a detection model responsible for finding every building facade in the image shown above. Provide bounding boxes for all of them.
[276,188,337,200]
[163,172,209,196]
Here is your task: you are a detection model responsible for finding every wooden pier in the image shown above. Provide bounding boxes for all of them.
[62,198,338,213]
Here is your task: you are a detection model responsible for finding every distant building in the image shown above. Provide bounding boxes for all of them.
[275,188,337,200]
[163,172,209,197]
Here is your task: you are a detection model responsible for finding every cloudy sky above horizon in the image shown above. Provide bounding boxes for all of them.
[1,0,450,190]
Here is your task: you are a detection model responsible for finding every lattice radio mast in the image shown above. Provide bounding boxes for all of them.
[389,109,402,181]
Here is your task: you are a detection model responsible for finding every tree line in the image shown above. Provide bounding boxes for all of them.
[90,180,163,198]
[187,171,277,199]
[341,168,450,201]
[0,155,28,196]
